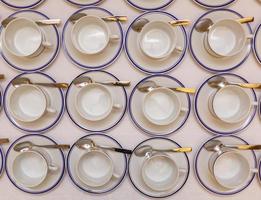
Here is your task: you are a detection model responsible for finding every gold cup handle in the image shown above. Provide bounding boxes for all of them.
[169,19,191,26]
[237,17,254,24]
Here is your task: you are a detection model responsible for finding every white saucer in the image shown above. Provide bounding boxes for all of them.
[62,7,123,70]
[65,0,104,6]
[0,10,60,72]
[194,135,257,195]
[0,0,45,9]
[5,134,65,194]
[0,147,3,176]
[126,0,175,11]
[190,9,252,73]
[129,75,190,136]
[129,137,189,198]
[193,0,236,9]
[4,72,64,133]
[66,70,127,132]
[254,23,261,64]
[125,11,187,74]
[67,134,127,194]
[194,73,257,135]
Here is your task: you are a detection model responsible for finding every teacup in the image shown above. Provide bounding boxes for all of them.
[71,15,119,55]
[75,83,121,121]
[9,84,56,123]
[138,21,182,59]
[2,17,51,58]
[208,85,256,124]
[12,150,57,188]
[208,149,257,189]
[76,149,119,187]
[141,152,186,191]
[204,19,251,57]
[142,87,187,126]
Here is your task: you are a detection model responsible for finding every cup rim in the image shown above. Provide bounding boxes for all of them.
[3,17,43,57]
[12,150,49,188]
[138,20,177,59]
[142,87,182,126]
[9,84,48,123]
[207,19,246,57]
[75,83,113,121]
[211,85,251,124]
[76,149,114,187]
[71,15,110,55]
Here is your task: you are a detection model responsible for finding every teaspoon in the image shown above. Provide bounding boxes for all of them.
[14,141,70,152]
[68,13,127,23]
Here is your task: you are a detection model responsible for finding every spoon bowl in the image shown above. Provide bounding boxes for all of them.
[131,18,150,32]
[195,18,214,32]
[208,76,228,89]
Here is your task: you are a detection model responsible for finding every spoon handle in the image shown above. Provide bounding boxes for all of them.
[36,19,61,25]
[98,81,131,87]
[33,82,69,89]
[169,19,190,26]
[102,16,128,22]
[236,83,261,89]
[237,17,254,24]
[170,87,196,94]
[37,144,70,150]
[226,144,261,150]
[170,147,192,153]
[112,148,133,154]
[0,74,5,80]
[0,138,9,145]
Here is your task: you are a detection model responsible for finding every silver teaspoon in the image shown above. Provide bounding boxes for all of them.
[14,141,70,152]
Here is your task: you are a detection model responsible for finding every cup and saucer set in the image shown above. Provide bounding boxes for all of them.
[0,0,46,9]
[190,9,253,73]
[0,9,60,72]
[125,10,188,74]
[5,134,69,194]
[62,6,125,70]
[192,0,237,9]
[3,72,65,133]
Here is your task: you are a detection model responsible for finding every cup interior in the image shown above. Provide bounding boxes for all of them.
[9,85,47,122]
[3,17,42,57]
[12,151,48,188]
[77,150,114,187]
[142,154,179,191]
[143,87,181,125]
[208,19,246,57]
[75,83,113,121]
[139,21,177,59]
[213,151,250,189]
[71,16,109,55]
[212,85,251,123]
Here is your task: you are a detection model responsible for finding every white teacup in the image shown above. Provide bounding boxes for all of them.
[71,15,119,55]
[138,21,182,59]
[208,149,257,189]
[9,84,56,123]
[2,17,51,58]
[142,87,187,126]
[141,153,186,191]
[75,83,121,121]
[12,150,57,188]
[204,19,250,57]
[208,85,256,124]
[76,149,119,187]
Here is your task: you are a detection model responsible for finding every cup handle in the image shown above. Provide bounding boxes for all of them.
[109,35,120,42]
[173,46,183,53]
[42,41,53,48]
[112,172,121,179]
[113,104,122,110]
[246,34,254,40]
[179,168,188,176]
[251,168,259,174]
[181,107,189,113]
[251,101,258,107]
[47,107,57,114]
[48,164,59,173]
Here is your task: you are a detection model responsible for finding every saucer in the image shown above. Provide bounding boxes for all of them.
[125,11,187,74]
[126,0,175,11]
[194,135,257,195]
[193,0,236,9]
[190,9,252,73]
[259,159,261,184]
[65,0,104,6]
[0,10,60,72]
[129,75,190,136]
[0,146,3,176]
[128,137,190,198]
[67,133,127,194]
[5,134,65,194]
[62,7,123,70]
[0,0,45,9]
[195,73,257,135]
[4,72,64,133]
[253,23,261,64]
[66,70,127,132]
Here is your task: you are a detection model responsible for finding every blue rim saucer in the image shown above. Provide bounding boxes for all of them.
[1,0,45,9]
[193,0,236,9]
[126,0,175,11]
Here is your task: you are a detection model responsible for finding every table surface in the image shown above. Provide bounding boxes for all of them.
[0,0,261,199]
